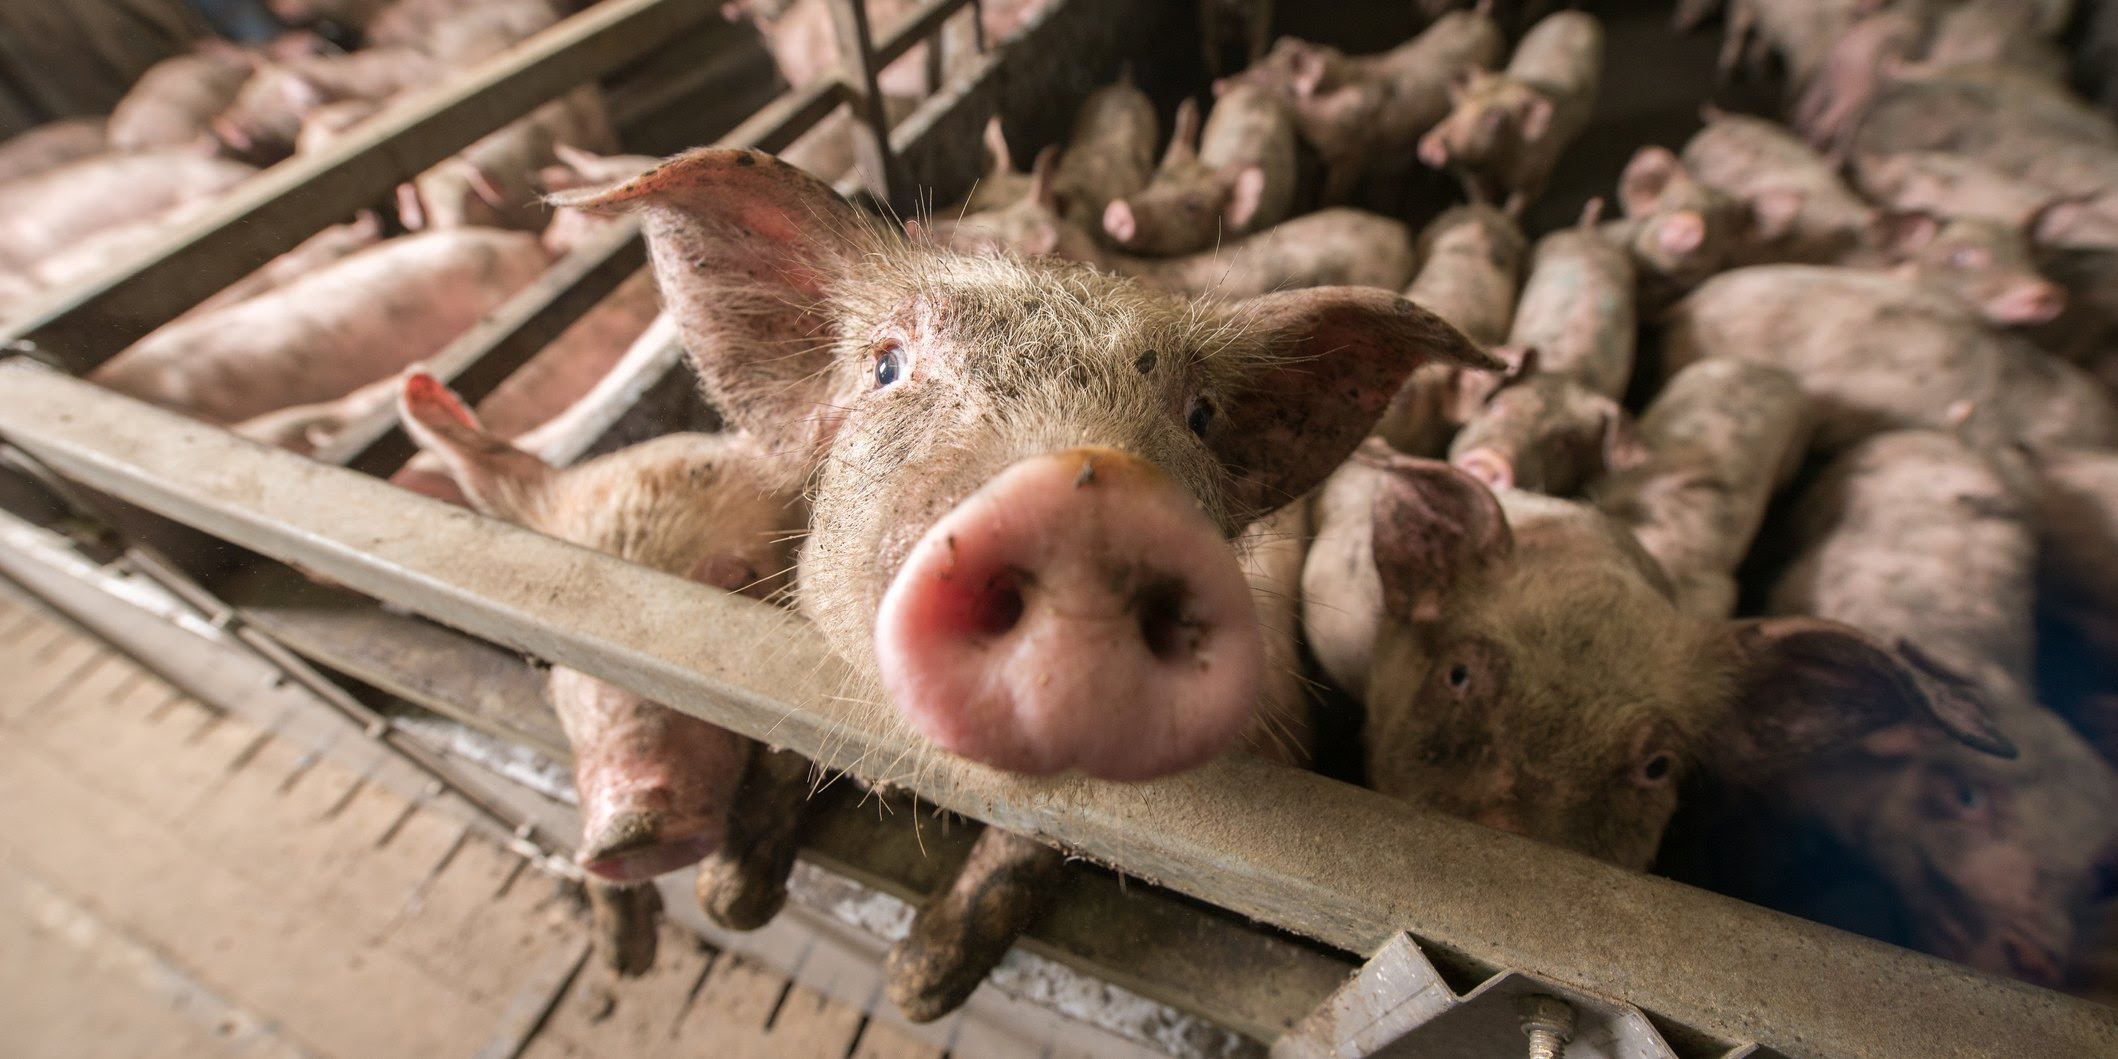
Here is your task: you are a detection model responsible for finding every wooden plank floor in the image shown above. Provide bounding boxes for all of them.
[0,586,948,1059]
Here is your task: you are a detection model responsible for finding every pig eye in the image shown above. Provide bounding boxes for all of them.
[1640,753,1673,784]
[1951,779,1986,813]
[1186,397,1215,437]
[874,343,906,388]
[1947,246,1989,269]
[1445,663,1471,690]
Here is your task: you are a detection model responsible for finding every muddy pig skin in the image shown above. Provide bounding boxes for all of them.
[0,118,108,186]
[556,147,1492,782]
[1300,442,2011,870]
[1418,11,1602,216]
[93,228,549,424]
[1504,208,1636,400]
[1592,359,1810,620]
[1102,85,1298,257]
[108,45,258,153]
[1756,430,2118,988]
[1662,265,2118,457]
[399,373,808,887]
[0,152,255,275]
[1681,111,1874,266]
[1050,74,1158,234]
[1375,205,1525,457]
[1218,9,1503,202]
[1447,373,1646,497]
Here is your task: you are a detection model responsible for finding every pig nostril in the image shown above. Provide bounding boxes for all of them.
[1134,578,1202,664]
[967,569,1028,640]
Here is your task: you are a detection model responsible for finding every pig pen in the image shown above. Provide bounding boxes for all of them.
[0,0,2112,1057]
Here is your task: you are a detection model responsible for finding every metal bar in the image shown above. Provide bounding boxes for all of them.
[827,0,906,210]
[872,0,980,72]
[2,366,2110,1059]
[2,0,712,373]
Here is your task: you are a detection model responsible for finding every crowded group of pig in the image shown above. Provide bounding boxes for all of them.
[14,0,2118,1027]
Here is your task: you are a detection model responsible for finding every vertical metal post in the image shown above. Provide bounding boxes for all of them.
[827,0,907,212]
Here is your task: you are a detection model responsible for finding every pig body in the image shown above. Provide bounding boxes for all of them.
[1102,86,1298,256]
[1592,359,1810,619]
[1447,374,1644,497]
[399,374,810,900]
[94,228,549,424]
[1851,150,2118,250]
[0,152,255,274]
[0,118,108,186]
[1302,443,2009,869]
[108,46,258,153]
[1049,76,1158,233]
[1848,213,2070,328]
[1612,146,1745,307]
[188,213,386,318]
[215,47,439,161]
[1417,11,1603,215]
[1681,112,1873,265]
[294,99,383,155]
[1753,430,2118,988]
[1505,215,1636,400]
[1375,206,1525,457]
[1663,266,2118,455]
[557,147,1493,783]
[1219,10,1504,202]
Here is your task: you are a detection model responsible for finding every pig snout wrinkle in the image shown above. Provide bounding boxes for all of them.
[874,448,1263,781]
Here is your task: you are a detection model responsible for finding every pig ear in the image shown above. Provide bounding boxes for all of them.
[1748,189,1806,242]
[982,115,1013,176]
[546,147,878,461]
[1028,144,1062,211]
[1224,164,1267,229]
[1715,617,2017,778]
[1162,98,1202,169]
[396,372,555,523]
[2028,196,2091,247]
[1444,344,1534,423]
[1870,209,1940,257]
[1360,446,1513,621]
[1213,289,1498,521]
[1521,96,1556,143]
[1619,145,1680,216]
[1601,405,1652,473]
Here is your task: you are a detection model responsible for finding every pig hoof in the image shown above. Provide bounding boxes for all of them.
[579,810,721,885]
[694,848,790,932]
[587,881,662,978]
[882,917,1009,1023]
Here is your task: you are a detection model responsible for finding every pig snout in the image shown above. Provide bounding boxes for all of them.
[873,448,1263,781]
[1103,199,1140,245]
[556,669,747,883]
[1985,280,2067,326]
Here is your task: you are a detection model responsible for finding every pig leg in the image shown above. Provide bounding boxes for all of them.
[586,879,661,977]
[883,827,1065,1022]
[694,745,816,931]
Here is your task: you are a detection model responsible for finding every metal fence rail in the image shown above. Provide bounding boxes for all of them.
[4,363,2112,1059]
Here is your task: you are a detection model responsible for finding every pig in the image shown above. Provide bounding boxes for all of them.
[107,44,259,153]
[396,372,813,962]
[2025,446,2118,668]
[1101,85,1297,257]
[1216,9,1504,202]
[1852,212,2070,328]
[1504,203,1637,400]
[1662,265,2118,456]
[956,117,1038,216]
[1612,145,1745,306]
[400,87,617,232]
[1715,0,1873,91]
[189,212,387,318]
[1851,151,2118,250]
[0,152,256,275]
[417,0,562,65]
[1049,73,1158,234]
[1301,440,2012,869]
[1416,10,1602,216]
[1752,430,2118,987]
[1591,359,1810,619]
[537,146,663,255]
[551,146,1494,782]
[1374,205,1525,457]
[0,118,108,186]
[1447,373,1647,497]
[92,228,549,424]
[266,0,394,29]
[1680,110,1874,265]
[729,0,952,99]
[214,47,439,161]
[941,162,1420,300]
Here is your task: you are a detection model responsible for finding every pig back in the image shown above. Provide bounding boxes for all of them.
[1504,11,1601,98]
[1197,85,1298,232]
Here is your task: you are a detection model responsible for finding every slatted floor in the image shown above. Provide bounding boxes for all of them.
[0,586,946,1059]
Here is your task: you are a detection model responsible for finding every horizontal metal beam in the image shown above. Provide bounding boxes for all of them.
[3,364,2110,1058]
[2,0,712,372]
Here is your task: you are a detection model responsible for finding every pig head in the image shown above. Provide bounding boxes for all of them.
[1304,444,2012,869]
[554,147,1493,781]
[399,373,808,881]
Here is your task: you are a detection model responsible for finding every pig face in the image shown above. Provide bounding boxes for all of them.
[557,148,1491,781]
[1417,71,1552,174]
[399,373,805,880]
[1348,449,2012,869]
[1878,214,2068,327]
[1804,704,2118,986]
